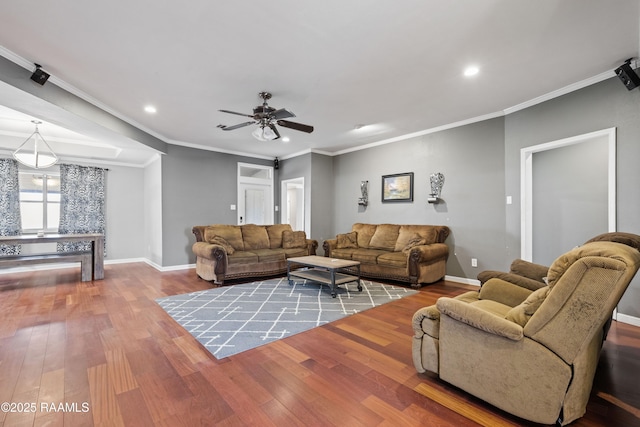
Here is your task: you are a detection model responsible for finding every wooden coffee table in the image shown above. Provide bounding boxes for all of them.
[287,255,362,298]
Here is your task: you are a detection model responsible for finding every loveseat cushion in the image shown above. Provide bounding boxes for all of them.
[378,251,408,268]
[337,231,358,249]
[352,223,378,248]
[369,224,401,251]
[283,230,307,249]
[204,225,244,251]
[227,251,259,265]
[242,224,270,250]
[266,224,292,249]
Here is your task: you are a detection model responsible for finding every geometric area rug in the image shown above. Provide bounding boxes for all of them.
[156,277,418,359]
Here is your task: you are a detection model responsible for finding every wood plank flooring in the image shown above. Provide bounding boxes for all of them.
[0,263,639,426]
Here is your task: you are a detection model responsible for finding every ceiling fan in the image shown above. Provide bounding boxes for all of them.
[217,92,314,141]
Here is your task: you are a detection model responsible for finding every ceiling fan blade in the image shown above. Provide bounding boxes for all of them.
[218,121,255,131]
[269,124,281,140]
[271,108,296,120]
[219,109,253,118]
[277,120,314,133]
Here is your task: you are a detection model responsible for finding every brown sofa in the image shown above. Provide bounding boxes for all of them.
[192,224,318,284]
[323,223,450,287]
[412,232,640,425]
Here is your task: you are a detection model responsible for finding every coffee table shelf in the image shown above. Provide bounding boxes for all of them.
[287,256,362,297]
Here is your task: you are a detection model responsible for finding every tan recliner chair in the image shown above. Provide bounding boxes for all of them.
[412,233,640,425]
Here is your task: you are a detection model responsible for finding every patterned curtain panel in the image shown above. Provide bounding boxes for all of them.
[0,159,22,255]
[57,164,107,255]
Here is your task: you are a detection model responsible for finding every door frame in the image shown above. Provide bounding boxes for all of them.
[237,162,274,225]
[281,177,305,231]
[520,127,616,261]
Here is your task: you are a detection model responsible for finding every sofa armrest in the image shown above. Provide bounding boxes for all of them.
[323,239,337,257]
[192,242,227,261]
[436,297,524,341]
[409,243,449,263]
[478,278,533,307]
[306,239,319,255]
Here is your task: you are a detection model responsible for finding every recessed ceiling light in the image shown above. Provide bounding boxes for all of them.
[282,136,290,143]
[464,66,479,77]
[144,105,157,114]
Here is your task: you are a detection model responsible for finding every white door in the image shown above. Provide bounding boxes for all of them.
[237,163,274,225]
[238,183,272,225]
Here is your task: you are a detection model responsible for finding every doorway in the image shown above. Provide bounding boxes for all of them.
[520,128,616,263]
[281,177,305,231]
[237,163,274,225]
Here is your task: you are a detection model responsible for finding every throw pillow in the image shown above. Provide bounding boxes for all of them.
[402,233,427,254]
[336,231,358,249]
[211,236,235,255]
[283,230,307,249]
[504,286,550,327]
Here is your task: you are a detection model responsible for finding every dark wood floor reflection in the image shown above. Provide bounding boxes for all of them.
[0,263,638,426]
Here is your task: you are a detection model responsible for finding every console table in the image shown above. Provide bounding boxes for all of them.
[0,233,104,280]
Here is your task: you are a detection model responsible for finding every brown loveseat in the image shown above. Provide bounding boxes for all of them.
[192,224,318,284]
[412,232,640,425]
[323,223,450,287]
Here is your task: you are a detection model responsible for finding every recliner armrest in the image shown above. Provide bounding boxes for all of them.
[436,297,524,341]
[477,270,547,291]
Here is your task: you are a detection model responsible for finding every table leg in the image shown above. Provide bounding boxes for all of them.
[287,262,293,285]
[330,269,337,298]
[92,236,105,280]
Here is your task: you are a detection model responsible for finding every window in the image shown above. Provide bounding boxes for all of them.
[18,171,60,232]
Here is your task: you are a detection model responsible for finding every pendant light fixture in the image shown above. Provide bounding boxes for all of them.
[13,120,58,169]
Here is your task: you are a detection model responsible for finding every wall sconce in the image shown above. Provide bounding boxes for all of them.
[428,172,444,203]
[358,180,369,206]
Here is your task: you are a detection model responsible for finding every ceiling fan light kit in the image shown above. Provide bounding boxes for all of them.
[219,92,314,141]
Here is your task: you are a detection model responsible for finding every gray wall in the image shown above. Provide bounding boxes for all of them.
[105,164,146,259]
[332,118,507,278]
[309,153,334,255]
[505,76,640,316]
[144,156,163,266]
[160,144,272,266]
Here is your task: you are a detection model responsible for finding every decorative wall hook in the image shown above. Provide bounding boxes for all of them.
[428,172,444,203]
[358,180,369,206]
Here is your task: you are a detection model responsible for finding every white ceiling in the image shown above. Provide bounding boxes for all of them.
[0,1,638,166]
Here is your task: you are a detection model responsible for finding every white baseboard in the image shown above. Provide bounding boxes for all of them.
[445,275,480,286]
[615,313,640,327]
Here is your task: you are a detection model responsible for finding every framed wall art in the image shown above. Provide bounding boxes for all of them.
[382,172,414,202]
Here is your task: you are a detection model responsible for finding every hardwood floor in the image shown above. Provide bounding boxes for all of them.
[0,263,638,426]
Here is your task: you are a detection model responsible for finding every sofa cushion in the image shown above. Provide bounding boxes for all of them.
[331,248,356,259]
[242,224,270,250]
[352,223,378,248]
[505,286,550,327]
[336,231,358,249]
[369,224,401,250]
[283,230,307,249]
[352,249,388,264]
[377,251,408,268]
[250,248,286,263]
[283,247,309,258]
[266,224,292,249]
[227,251,259,265]
[395,226,437,251]
[204,225,244,251]
[210,236,235,255]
